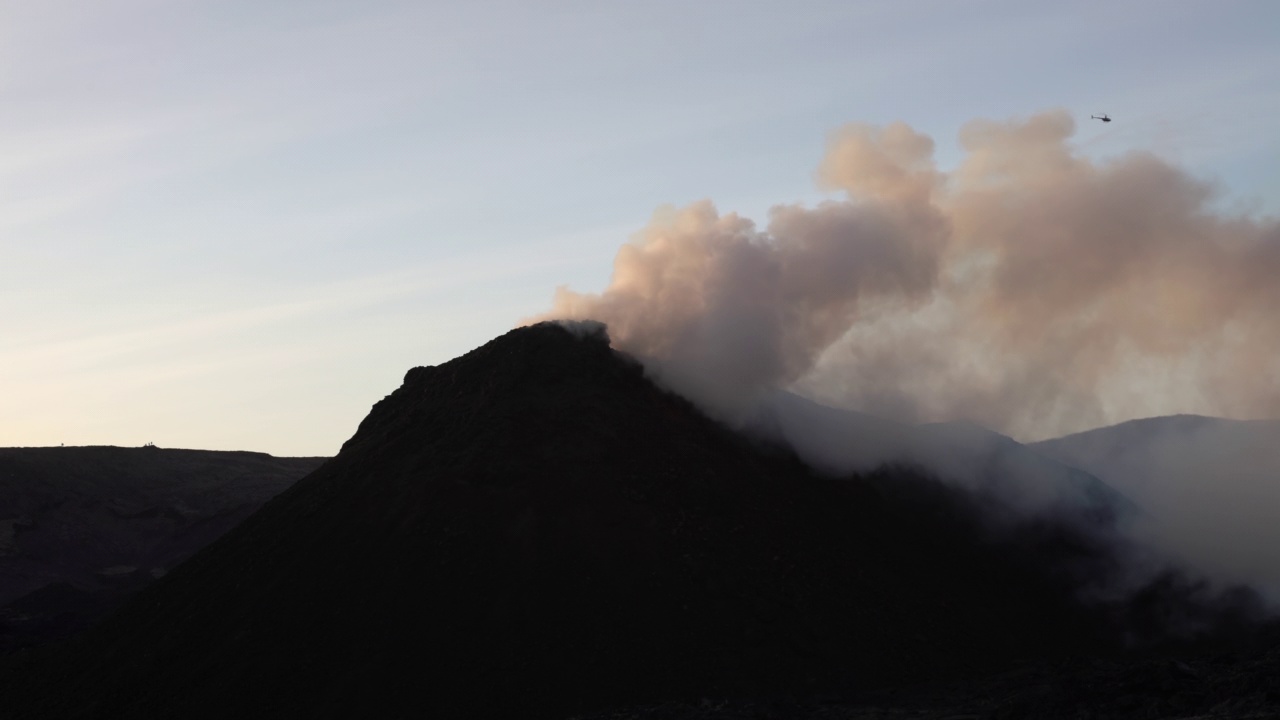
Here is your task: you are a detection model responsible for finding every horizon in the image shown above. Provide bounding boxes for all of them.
[1,391,1271,458]
[3,1,1278,456]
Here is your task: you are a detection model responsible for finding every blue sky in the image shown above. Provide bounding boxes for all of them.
[2,0,1277,455]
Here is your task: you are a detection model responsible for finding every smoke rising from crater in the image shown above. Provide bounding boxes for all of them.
[531,109,1280,439]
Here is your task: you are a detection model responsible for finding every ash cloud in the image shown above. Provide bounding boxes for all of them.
[532,109,1280,437]
[526,109,1280,614]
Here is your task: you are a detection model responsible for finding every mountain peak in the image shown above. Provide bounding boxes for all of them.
[3,322,1118,719]
[404,319,614,385]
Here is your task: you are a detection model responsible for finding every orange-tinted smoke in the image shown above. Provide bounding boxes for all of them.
[529,109,1280,438]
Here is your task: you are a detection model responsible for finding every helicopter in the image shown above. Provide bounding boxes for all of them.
[1091,114,1112,122]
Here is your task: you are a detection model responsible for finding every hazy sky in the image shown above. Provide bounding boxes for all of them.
[3,0,1277,456]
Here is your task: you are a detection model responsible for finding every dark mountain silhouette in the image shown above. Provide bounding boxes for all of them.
[0,323,1258,718]
[0,447,324,652]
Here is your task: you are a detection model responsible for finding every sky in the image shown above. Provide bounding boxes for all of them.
[2,0,1277,456]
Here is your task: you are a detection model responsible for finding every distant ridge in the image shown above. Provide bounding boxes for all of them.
[1032,414,1280,598]
[758,391,1136,524]
[1,322,1126,718]
[1031,413,1280,501]
[0,446,325,651]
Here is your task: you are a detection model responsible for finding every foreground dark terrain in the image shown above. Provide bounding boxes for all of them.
[569,648,1280,719]
[1,323,1276,719]
[0,447,325,652]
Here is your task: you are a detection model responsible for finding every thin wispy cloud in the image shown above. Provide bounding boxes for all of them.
[1,1,1276,454]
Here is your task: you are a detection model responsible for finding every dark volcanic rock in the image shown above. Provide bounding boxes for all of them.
[0,446,325,652]
[570,644,1280,719]
[2,322,1128,718]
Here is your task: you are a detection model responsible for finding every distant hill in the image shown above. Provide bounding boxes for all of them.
[1031,415,1280,492]
[0,446,325,651]
[756,391,1134,525]
[1032,415,1280,597]
[910,420,1136,524]
[0,323,1121,719]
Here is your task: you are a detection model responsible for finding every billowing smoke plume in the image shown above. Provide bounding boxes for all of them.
[532,109,1280,438]
[541,121,948,422]
[525,109,1280,611]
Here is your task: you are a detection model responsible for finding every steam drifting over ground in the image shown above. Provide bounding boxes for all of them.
[531,109,1280,439]
[526,109,1280,609]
